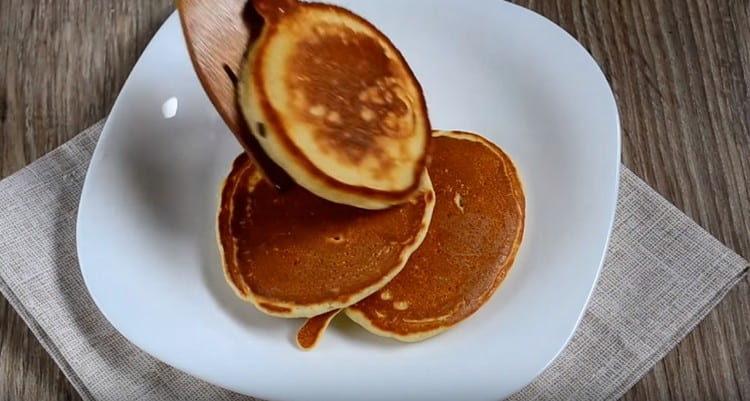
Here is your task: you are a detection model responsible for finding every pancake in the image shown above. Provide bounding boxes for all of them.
[345,131,525,341]
[217,153,435,318]
[296,309,340,351]
[238,0,431,209]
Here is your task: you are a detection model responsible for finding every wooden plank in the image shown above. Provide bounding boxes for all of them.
[512,1,750,400]
[0,1,174,400]
[0,0,747,400]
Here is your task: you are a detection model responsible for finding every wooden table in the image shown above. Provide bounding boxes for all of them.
[1,0,748,399]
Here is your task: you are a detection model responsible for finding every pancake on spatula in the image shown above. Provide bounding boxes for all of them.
[238,0,431,209]
[345,131,525,341]
[217,154,435,318]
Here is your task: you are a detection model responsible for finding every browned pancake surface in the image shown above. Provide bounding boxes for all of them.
[296,309,340,350]
[346,132,525,340]
[218,153,434,317]
[286,21,417,176]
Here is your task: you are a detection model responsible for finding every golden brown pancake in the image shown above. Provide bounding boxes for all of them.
[217,153,435,318]
[345,131,525,341]
[296,309,341,350]
[238,0,431,209]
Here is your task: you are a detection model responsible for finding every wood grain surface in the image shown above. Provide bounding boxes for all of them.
[0,0,748,400]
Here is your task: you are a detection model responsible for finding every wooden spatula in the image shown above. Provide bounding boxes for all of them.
[177,0,292,189]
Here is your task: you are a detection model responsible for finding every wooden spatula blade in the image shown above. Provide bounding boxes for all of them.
[177,0,292,189]
[178,0,248,134]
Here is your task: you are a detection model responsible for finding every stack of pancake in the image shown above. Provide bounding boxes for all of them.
[216,0,525,350]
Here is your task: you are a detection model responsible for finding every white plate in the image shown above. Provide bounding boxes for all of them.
[77,1,620,400]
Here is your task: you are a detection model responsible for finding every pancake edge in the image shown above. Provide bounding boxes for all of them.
[217,156,253,301]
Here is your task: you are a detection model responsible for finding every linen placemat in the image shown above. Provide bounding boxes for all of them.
[0,121,746,401]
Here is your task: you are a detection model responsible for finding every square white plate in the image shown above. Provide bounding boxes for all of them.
[77,1,620,400]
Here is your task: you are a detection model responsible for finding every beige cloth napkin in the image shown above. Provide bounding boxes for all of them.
[0,121,746,401]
